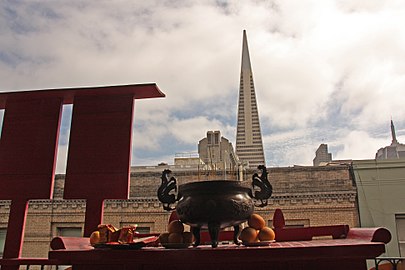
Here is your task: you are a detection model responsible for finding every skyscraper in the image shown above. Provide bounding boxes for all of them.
[235,30,266,168]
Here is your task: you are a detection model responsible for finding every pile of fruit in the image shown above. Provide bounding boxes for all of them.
[159,220,194,247]
[89,224,138,246]
[239,213,275,244]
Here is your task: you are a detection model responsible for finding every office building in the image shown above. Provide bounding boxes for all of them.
[235,30,266,168]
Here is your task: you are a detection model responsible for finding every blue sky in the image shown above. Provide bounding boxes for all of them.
[1,0,405,173]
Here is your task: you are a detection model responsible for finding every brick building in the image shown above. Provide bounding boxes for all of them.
[313,144,333,166]
[0,164,358,259]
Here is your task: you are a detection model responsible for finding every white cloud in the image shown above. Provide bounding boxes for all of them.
[1,0,405,169]
[55,144,68,174]
[332,130,387,160]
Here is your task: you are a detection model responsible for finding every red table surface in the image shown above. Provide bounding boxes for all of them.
[49,239,385,270]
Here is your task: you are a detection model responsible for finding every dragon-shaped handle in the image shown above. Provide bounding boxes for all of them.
[157,169,178,211]
[251,165,273,207]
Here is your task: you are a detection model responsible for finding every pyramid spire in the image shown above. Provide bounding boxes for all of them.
[241,30,252,72]
[235,30,266,168]
[391,119,398,145]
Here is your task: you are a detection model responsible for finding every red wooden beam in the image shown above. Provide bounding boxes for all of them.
[61,85,164,236]
[0,98,63,196]
[0,83,165,107]
[0,97,63,267]
[0,258,59,266]
[272,208,392,243]
[63,94,134,236]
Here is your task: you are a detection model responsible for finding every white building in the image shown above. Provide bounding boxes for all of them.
[198,130,239,172]
[376,120,405,159]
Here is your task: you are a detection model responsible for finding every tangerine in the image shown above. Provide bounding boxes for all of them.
[182,231,194,244]
[239,227,258,243]
[258,227,275,241]
[159,232,170,244]
[248,213,266,230]
[168,220,184,233]
[168,232,183,244]
[89,231,100,246]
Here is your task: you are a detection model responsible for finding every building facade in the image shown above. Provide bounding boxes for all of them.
[370,121,405,257]
[0,164,359,260]
[235,30,266,168]
[198,130,239,172]
[352,158,405,257]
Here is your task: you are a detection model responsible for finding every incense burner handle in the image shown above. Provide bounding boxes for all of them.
[157,169,178,211]
[251,165,273,207]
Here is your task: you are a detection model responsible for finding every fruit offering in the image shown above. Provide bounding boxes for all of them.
[159,220,194,248]
[89,224,138,246]
[239,213,275,244]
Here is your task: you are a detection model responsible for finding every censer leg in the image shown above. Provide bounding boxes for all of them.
[208,222,220,248]
[233,224,242,245]
[192,226,201,247]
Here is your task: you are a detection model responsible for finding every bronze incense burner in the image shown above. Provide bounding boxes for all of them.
[157,165,272,247]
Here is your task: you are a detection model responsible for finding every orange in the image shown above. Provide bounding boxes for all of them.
[258,227,275,241]
[159,232,170,244]
[168,232,183,244]
[239,227,258,243]
[248,213,266,230]
[89,231,100,246]
[168,220,184,233]
[182,231,194,244]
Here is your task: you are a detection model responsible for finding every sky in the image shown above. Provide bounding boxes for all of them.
[1,0,405,173]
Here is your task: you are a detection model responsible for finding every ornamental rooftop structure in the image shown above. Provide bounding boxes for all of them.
[0,83,165,262]
[376,120,405,159]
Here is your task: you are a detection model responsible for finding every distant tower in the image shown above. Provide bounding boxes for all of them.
[198,131,239,171]
[375,120,405,159]
[391,119,399,145]
[235,30,266,168]
[313,144,332,166]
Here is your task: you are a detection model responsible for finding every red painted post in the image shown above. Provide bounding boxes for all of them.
[2,200,28,258]
[83,199,105,236]
[63,94,135,236]
[0,97,63,269]
[0,98,63,190]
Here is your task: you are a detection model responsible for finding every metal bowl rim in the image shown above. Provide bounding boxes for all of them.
[178,180,251,194]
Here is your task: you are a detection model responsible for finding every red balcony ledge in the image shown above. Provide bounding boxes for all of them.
[47,209,391,270]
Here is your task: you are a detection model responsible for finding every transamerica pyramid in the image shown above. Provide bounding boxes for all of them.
[235,30,266,168]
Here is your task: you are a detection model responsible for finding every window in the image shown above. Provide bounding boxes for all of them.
[136,227,151,234]
[207,133,212,145]
[0,228,6,258]
[268,219,309,228]
[396,214,405,256]
[57,227,82,237]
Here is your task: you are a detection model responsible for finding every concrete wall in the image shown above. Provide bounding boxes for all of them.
[352,158,405,257]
